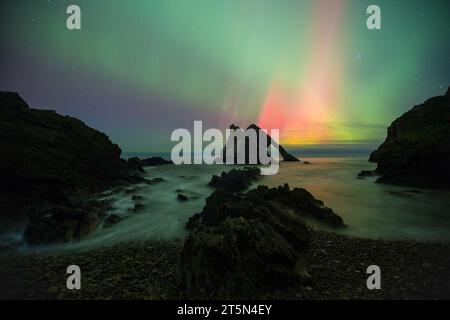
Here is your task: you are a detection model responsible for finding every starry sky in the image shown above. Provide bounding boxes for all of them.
[0,0,449,152]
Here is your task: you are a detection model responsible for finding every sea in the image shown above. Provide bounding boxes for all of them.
[2,149,450,251]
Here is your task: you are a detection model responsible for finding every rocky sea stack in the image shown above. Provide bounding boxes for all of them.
[222,124,299,163]
[0,92,143,243]
[369,87,450,189]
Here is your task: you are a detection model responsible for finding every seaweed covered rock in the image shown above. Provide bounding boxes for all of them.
[179,184,344,295]
[369,87,450,189]
[208,167,260,192]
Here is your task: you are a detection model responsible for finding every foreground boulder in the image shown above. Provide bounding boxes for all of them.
[24,200,109,244]
[208,167,260,192]
[369,87,450,189]
[179,184,344,295]
[0,92,143,242]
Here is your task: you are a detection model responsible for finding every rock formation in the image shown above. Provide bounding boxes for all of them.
[208,167,261,192]
[128,156,172,167]
[0,92,144,243]
[179,184,344,295]
[369,87,450,189]
[222,124,299,164]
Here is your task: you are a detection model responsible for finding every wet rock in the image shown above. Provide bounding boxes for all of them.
[177,194,188,202]
[192,184,344,229]
[103,214,122,228]
[141,157,172,166]
[179,184,345,295]
[209,167,261,192]
[124,187,142,194]
[131,195,144,201]
[24,205,99,244]
[358,170,376,178]
[145,177,165,185]
[126,158,145,173]
[127,156,172,167]
[131,203,145,213]
[179,186,312,295]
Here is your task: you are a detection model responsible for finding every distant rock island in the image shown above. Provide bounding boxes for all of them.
[128,156,172,168]
[222,124,299,164]
[369,87,450,189]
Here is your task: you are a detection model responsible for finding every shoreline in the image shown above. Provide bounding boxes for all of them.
[1,229,449,300]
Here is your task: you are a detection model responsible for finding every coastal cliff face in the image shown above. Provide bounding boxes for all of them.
[369,87,450,189]
[0,92,142,242]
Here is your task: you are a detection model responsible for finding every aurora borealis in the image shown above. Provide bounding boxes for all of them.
[0,0,449,152]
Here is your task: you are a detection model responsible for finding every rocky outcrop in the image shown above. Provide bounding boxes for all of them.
[358,170,376,178]
[179,184,344,295]
[177,194,188,202]
[103,214,122,228]
[222,124,299,163]
[0,92,144,242]
[24,199,109,244]
[208,167,261,192]
[369,87,450,189]
[128,156,172,167]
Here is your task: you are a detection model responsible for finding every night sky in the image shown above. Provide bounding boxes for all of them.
[1,0,449,152]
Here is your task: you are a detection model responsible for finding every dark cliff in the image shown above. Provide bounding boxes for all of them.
[0,92,142,237]
[369,87,450,189]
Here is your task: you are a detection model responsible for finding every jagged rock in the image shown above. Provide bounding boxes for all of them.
[209,167,260,192]
[369,87,450,189]
[24,203,100,244]
[179,184,344,295]
[130,203,145,213]
[131,195,144,201]
[194,184,344,229]
[127,158,145,173]
[145,177,165,185]
[177,194,188,202]
[358,170,376,178]
[128,156,172,167]
[0,92,143,243]
[222,124,299,163]
[103,214,122,228]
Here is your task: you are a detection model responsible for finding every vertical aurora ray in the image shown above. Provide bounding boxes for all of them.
[258,0,347,145]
